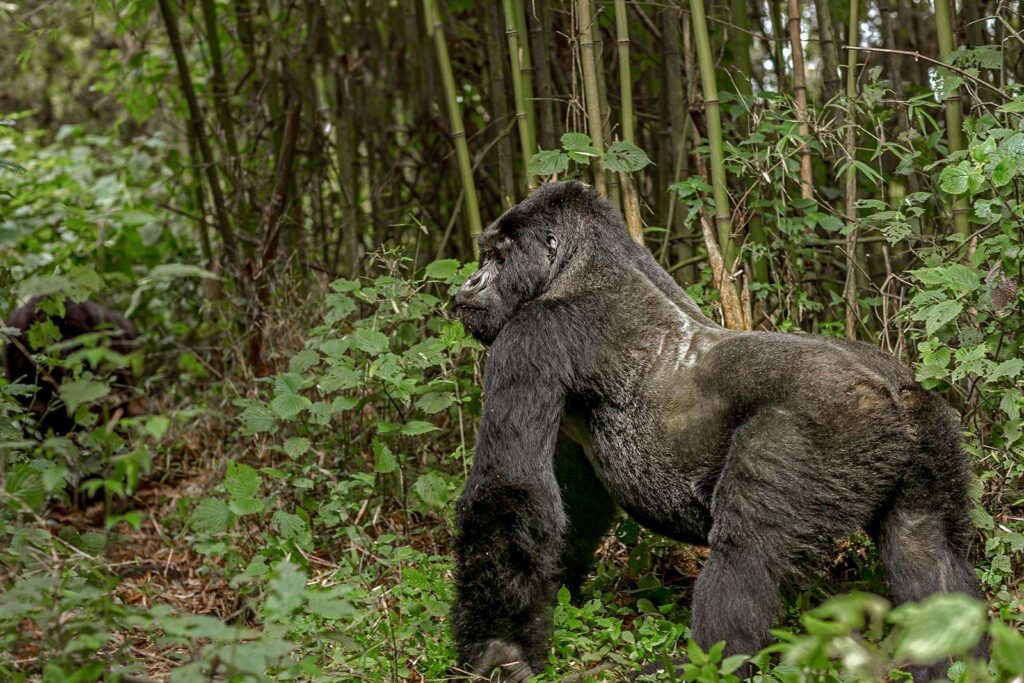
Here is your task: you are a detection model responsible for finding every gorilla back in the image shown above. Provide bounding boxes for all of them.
[451,181,982,682]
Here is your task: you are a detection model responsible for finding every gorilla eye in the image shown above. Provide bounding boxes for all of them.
[546,233,558,256]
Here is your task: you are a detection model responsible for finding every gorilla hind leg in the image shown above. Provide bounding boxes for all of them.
[554,435,618,597]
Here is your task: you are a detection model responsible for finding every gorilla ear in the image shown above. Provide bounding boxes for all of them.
[546,232,558,261]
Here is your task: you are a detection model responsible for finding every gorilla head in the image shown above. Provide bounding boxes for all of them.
[454,187,568,344]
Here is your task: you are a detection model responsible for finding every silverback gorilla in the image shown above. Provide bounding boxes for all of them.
[451,182,982,681]
[4,297,136,433]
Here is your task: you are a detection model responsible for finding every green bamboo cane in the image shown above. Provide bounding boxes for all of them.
[614,0,635,144]
[934,0,970,238]
[577,0,608,196]
[425,0,483,238]
[843,0,860,339]
[512,0,538,154]
[503,0,538,189]
[690,0,735,269]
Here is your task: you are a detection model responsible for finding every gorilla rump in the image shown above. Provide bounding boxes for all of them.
[450,182,982,681]
[4,297,136,433]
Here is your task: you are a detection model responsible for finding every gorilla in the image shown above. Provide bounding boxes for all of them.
[450,181,983,681]
[4,296,136,433]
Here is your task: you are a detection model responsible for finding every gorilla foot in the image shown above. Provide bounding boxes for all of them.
[465,639,534,682]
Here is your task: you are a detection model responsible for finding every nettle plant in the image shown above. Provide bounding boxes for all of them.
[528,132,652,179]
[893,108,1024,595]
[194,253,479,556]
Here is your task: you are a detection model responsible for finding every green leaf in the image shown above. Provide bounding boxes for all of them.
[373,439,397,473]
[191,499,232,533]
[274,372,304,395]
[224,462,261,500]
[889,593,986,663]
[319,365,361,393]
[288,350,320,374]
[58,379,110,414]
[991,621,1024,674]
[603,140,652,172]
[283,437,311,458]
[351,327,389,355]
[413,471,448,508]
[145,263,219,281]
[914,264,980,295]
[527,149,570,175]
[263,559,306,621]
[424,259,460,279]
[989,358,1023,382]
[991,157,1018,187]
[416,391,454,414]
[912,300,963,336]
[401,420,439,436]
[560,132,594,151]
[938,161,982,195]
[229,497,265,516]
[240,405,277,434]
[143,416,170,440]
[270,393,311,420]
[271,510,307,540]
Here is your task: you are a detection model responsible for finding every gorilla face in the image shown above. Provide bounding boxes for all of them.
[454,206,559,344]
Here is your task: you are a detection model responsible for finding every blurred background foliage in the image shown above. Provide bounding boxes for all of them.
[0,0,1022,680]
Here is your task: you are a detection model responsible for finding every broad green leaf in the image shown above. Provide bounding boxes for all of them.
[401,420,439,436]
[191,499,232,533]
[319,365,361,393]
[373,439,397,473]
[263,559,306,621]
[413,471,448,508]
[58,379,110,413]
[274,372,304,395]
[527,149,570,175]
[240,405,277,434]
[603,140,652,172]
[283,436,311,458]
[288,350,320,374]
[424,259,460,279]
[229,497,265,516]
[989,358,1023,382]
[991,621,1024,674]
[890,593,986,662]
[351,327,389,355]
[270,393,311,420]
[416,391,454,414]
[143,416,171,441]
[912,300,963,336]
[224,462,261,500]
[146,263,219,281]
[991,157,1018,187]
[271,510,307,540]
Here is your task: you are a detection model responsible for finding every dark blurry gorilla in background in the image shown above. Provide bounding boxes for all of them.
[449,181,984,682]
[4,296,137,433]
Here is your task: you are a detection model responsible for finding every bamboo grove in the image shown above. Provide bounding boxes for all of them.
[6,0,1023,342]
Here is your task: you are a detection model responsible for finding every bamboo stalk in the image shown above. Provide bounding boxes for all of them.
[528,0,558,150]
[659,5,693,274]
[843,0,860,339]
[614,0,635,144]
[728,0,754,100]
[577,0,608,196]
[511,0,538,155]
[614,0,643,242]
[157,0,236,266]
[770,0,788,90]
[787,0,813,199]
[485,2,517,208]
[690,0,735,269]
[813,0,841,101]
[591,2,621,207]
[934,0,971,238]
[503,0,538,190]
[425,0,483,237]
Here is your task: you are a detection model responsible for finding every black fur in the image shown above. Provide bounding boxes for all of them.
[451,181,983,682]
[4,297,136,433]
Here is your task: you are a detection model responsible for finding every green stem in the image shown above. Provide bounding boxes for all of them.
[503,0,538,189]
[843,0,860,339]
[614,0,634,144]
[425,0,483,238]
[690,0,735,268]
[935,0,971,238]
[577,0,607,196]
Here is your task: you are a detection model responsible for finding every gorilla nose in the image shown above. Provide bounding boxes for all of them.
[460,268,492,297]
